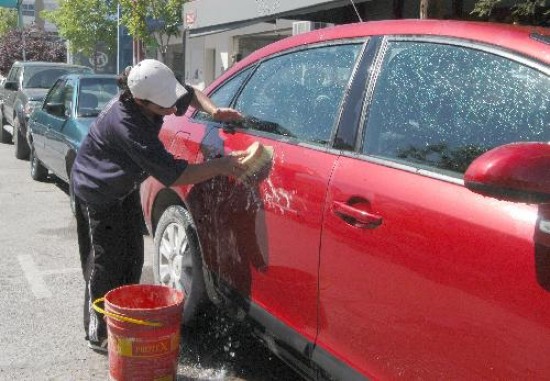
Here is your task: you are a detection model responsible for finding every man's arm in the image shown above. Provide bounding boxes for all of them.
[171,87,247,186]
[172,152,248,186]
[189,86,243,122]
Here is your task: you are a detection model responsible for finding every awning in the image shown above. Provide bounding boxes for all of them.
[183,0,371,36]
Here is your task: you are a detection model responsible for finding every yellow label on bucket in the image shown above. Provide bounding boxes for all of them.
[110,333,179,358]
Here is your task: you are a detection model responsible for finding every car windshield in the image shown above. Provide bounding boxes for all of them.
[77,78,119,118]
[23,67,92,89]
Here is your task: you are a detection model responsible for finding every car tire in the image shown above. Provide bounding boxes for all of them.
[30,146,48,181]
[14,117,30,160]
[154,205,207,325]
[0,108,10,144]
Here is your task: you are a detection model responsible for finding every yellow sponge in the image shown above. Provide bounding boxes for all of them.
[239,141,274,183]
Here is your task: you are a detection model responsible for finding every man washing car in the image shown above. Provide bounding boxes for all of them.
[71,59,248,352]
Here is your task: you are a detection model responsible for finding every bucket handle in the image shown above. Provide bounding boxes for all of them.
[92,297,163,327]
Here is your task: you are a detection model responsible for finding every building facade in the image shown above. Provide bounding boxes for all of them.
[20,0,57,33]
[176,0,480,89]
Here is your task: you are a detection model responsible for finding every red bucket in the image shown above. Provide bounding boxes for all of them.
[94,284,184,381]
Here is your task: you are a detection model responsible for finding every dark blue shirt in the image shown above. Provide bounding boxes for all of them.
[72,97,188,206]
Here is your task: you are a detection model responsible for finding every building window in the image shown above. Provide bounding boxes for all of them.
[22,4,35,17]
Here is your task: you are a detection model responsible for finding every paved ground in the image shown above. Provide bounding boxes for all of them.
[0,139,299,380]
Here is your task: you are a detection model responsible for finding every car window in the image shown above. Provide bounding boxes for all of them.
[8,66,21,82]
[234,44,362,145]
[78,77,118,117]
[194,67,252,122]
[362,41,550,176]
[63,80,75,114]
[24,67,91,89]
[43,79,68,118]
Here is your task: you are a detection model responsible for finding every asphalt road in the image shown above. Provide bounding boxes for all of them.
[0,139,299,380]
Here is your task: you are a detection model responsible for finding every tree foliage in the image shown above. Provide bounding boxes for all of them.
[118,0,186,60]
[0,8,17,37]
[41,0,117,58]
[0,26,66,75]
[471,0,549,23]
[40,0,186,64]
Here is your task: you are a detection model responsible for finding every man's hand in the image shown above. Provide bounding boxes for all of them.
[212,107,243,122]
[218,150,248,178]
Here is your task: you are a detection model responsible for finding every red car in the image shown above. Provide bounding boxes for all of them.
[141,20,550,380]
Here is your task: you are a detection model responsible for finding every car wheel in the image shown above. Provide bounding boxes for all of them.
[154,205,207,325]
[14,117,30,160]
[30,146,48,181]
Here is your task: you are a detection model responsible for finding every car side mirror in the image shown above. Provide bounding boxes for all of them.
[45,102,66,118]
[4,81,19,91]
[464,142,550,204]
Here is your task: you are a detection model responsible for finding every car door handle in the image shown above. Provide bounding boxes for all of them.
[333,201,382,228]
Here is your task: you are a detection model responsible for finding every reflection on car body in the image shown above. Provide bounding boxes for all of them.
[141,20,550,380]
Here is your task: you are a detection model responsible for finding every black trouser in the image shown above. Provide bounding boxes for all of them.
[75,190,144,342]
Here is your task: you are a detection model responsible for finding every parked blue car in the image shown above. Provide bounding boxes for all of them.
[28,73,118,211]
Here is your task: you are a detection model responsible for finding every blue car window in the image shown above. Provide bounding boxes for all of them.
[78,78,118,117]
[63,81,75,114]
[362,41,550,176]
[234,44,361,146]
[194,67,252,122]
[43,79,68,118]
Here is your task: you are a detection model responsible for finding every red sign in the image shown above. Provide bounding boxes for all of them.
[185,10,196,26]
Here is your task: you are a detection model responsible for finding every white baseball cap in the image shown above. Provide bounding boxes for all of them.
[128,59,187,108]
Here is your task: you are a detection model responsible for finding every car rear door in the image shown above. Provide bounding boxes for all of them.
[317,37,550,379]
[3,65,21,124]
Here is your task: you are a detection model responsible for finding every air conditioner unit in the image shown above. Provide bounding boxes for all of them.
[292,21,334,35]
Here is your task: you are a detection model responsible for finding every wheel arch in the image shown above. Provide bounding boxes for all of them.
[65,149,77,180]
[150,187,222,306]
[150,188,187,236]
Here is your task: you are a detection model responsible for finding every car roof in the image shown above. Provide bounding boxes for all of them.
[12,60,91,68]
[232,20,550,77]
[60,73,117,80]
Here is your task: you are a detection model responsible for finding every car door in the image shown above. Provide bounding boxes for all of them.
[43,78,72,177]
[29,78,63,166]
[3,65,21,123]
[188,43,363,350]
[318,38,550,379]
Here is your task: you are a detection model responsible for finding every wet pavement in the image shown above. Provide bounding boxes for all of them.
[177,306,299,380]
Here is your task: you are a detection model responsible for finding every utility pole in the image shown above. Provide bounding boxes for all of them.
[117,3,120,74]
[420,0,429,19]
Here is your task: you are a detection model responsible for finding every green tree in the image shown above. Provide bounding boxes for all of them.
[472,0,549,24]
[119,0,186,62]
[0,8,17,37]
[41,0,117,71]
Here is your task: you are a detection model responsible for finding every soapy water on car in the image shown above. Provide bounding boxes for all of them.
[172,143,295,379]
